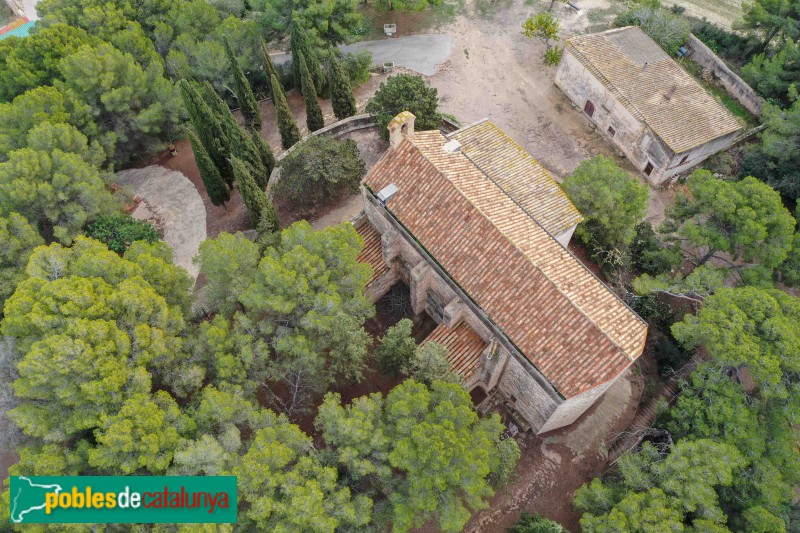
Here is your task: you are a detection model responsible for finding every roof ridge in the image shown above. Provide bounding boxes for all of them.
[445,117,489,138]
[410,133,643,361]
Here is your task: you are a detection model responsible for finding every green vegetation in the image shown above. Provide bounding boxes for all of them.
[187,128,230,206]
[290,22,325,94]
[521,12,563,66]
[0,214,44,312]
[84,213,160,254]
[366,74,442,140]
[376,318,417,378]
[275,134,366,208]
[615,6,690,55]
[224,36,261,131]
[510,512,564,532]
[317,379,519,532]
[329,50,358,120]
[563,156,649,251]
[272,73,302,149]
[298,53,325,132]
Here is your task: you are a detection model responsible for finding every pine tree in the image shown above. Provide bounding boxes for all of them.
[328,50,357,120]
[260,38,280,102]
[251,131,275,187]
[290,22,324,95]
[231,157,272,226]
[299,53,325,132]
[224,37,261,131]
[271,73,301,149]
[187,128,230,206]
[179,80,230,181]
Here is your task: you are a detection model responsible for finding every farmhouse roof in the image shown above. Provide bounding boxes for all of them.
[364,124,648,398]
[565,26,741,153]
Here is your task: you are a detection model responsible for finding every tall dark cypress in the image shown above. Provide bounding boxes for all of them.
[328,50,357,120]
[271,73,301,149]
[188,128,230,206]
[232,156,273,227]
[200,82,266,185]
[290,22,324,95]
[260,38,280,102]
[251,131,275,187]
[222,110,266,180]
[179,80,230,182]
[224,37,261,131]
[299,53,325,132]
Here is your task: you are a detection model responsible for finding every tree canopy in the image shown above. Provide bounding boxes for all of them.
[275,134,366,208]
[317,379,519,532]
[660,170,795,277]
[366,74,442,140]
[562,155,649,250]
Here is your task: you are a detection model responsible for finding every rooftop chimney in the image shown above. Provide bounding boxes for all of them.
[387,111,416,149]
[443,139,461,153]
[377,184,399,206]
[664,83,678,101]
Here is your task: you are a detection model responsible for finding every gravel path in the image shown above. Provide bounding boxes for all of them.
[116,166,206,279]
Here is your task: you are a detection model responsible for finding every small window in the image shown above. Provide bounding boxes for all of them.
[584,100,595,118]
[679,154,689,165]
[607,126,616,137]
[644,162,654,176]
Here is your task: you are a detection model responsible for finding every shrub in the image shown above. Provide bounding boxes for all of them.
[85,214,159,254]
[345,50,373,85]
[630,222,682,276]
[376,318,416,378]
[276,134,366,208]
[703,151,735,176]
[366,74,442,140]
[509,512,564,533]
[615,7,690,55]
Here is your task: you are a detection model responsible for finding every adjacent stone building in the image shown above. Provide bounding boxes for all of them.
[355,112,648,433]
[556,26,742,184]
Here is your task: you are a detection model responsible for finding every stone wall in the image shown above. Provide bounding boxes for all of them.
[685,34,764,116]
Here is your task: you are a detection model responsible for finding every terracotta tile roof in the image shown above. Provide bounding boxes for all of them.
[565,27,741,154]
[450,121,583,236]
[355,221,388,286]
[364,130,647,398]
[424,322,486,382]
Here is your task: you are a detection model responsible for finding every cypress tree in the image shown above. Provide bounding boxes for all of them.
[271,73,301,149]
[179,80,229,181]
[221,110,266,180]
[328,50,357,120]
[260,38,280,102]
[299,53,325,132]
[251,131,275,187]
[224,37,261,131]
[231,156,273,227]
[290,22,324,95]
[200,81,266,186]
[188,128,230,206]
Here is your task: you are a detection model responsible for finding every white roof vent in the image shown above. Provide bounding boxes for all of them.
[377,184,399,205]
[443,139,461,153]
